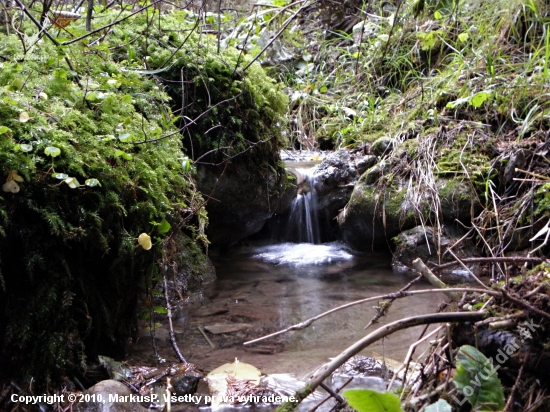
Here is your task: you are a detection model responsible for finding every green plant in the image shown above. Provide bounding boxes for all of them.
[453,345,505,411]
[343,389,403,412]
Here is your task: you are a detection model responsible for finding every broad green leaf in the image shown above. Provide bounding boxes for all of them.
[118,133,132,142]
[153,306,167,314]
[121,152,132,161]
[453,345,505,411]
[53,173,69,180]
[64,177,80,189]
[11,78,23,91]
[114,149,125,157]
[20,144,33,152]
[157,219,171,234]
[434,10,443,19]
[44,146,61,157]
[85,92,98,101]
[458,32,469,43]
[470,91,490,108]
[343,389,403,412]
[19,112,31,123]
[85,178,100,187]
[0,126,10,134]
[319,85,328,93]
[425,399,452,412]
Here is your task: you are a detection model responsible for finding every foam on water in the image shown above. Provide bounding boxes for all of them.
[251,242,354,266]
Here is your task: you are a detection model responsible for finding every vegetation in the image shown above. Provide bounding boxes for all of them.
[0,0,549,410]
[0,1,287,385]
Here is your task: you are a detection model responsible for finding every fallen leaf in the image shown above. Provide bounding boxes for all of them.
[2,180,20,193]
[19,112,31,123]
[138,233,152,250]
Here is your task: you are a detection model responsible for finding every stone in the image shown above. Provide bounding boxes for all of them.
[73,380,150,412]
[203,323,252,334]
[391,225,480,283]
[197,161,294,247]
[371,136,395,157]
[171,370,202,396]
[338,176,480,251]
[354,155,377,175]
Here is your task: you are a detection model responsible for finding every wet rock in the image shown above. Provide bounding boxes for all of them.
[338,177,480,251]
[197,161,294,247]
[364,160,390,185]
[73,380,149,412]
[371,136,395,157]
[172,370,202,396]
[308,150,360,240]
[204,323,252,334]
[160,232,216,302]
[331,356,400,395]
[354,155,377,175]
[392,225,479,283]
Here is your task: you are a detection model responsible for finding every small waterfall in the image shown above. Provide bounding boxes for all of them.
[286,170,321,244]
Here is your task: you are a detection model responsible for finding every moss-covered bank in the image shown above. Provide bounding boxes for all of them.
[0,6,289,384]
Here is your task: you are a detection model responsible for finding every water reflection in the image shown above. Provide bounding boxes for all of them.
[129,243,444,379]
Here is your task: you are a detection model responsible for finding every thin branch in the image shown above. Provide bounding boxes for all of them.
[163,275,188,364]
[60,0,164,46]
[244,287,497,346]
[282,311,488,410]
[131,94,241,146]
[500,289,550,320]
[431,256,546,271]
[364,275,422,329]
[12,0,59,46]
[241,0,311,73]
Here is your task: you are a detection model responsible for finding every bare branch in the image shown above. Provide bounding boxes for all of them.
[282,311,488,410]
[244,287,497,346]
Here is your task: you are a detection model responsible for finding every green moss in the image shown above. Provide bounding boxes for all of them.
[0,29,205,384]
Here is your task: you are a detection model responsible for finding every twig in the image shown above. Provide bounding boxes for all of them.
[198,325,216,349]
[504,353,526,411]
[431,256,546,271]
[364,275,422,329]
[281,312,488,411]
[319,382,344,404]
[244,287,496,346]
[446,249,490,290]
[60,0,164,45]
[163,275,188,364]
[500,289,550,320]
[241,0,311,73]
[411,258,462,300]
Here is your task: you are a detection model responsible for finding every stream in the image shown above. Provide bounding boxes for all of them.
[129,242,444,381]
[126,159,445,410]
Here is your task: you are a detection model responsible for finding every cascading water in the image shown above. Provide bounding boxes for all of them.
[286,169,320,244]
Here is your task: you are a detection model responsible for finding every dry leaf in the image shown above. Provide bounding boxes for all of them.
[3,180,20,193]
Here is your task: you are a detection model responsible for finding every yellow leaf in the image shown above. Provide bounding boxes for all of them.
[50,11,81,28]
[10,170,24,182]
[138,233,152,250]
[19,112,31,123]
[206,359,261,407]
[2,180,20,193]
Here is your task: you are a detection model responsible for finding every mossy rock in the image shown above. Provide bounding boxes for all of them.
[103,10,290,246]
[0,23,210,384]
[338,176,479,250]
